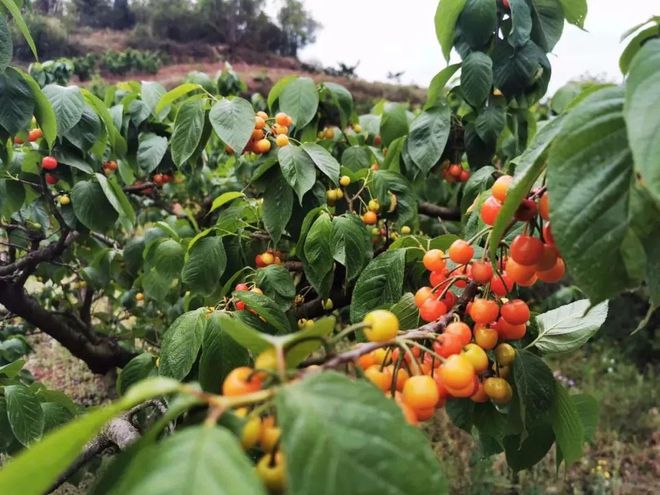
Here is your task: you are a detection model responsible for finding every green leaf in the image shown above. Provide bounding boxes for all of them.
[71,180,119,232]
[350,249,406,323]
[276,372,448,495]
[619,25,659,75]
[109,426,267,495]
[624,39,660,203]
[474,105,506,144]
[267,75,296,109]
[117,353,156,395]
[405,104,451,175]
[4,384,44,446]
[558,0,587,29]
[301,142,340,184]
[426,63,461,109]
[503,421,555,471]
[255,265,296,310]
[262,170,293,245]
[82,89,127,157]
[488,115,564,260]
[41,403,74,433]
[209,97,254,155]
[435,0,468,61]
[155,83,202,115]
[64,105,102,152]
[282,317,336,367]
[0,68,34,135]
[457,0,498,48]
[144,238,185,294]
[209,191,244,214]
[199,313,250,393]
[137,132,168,173]
[529,299,609,354]
[303,212,334,298]
[212,312,274,355]
[43,84,84,134]
[324,82,353,128]
[171,99,206,167]
[390,293,420,330]
[492,39,550,97]
[16,70,57,148]
[331,213,371,282]
[341,145,372,171]
[279,76,319,128]
[278,144,316,203]
[547,86,635,303]
[141,81,167,118]
[379,103,409,147]
[0,377,180,495]
[159,309,206,380]
[513,350,556,431]
[529,0,565,52]
[572,393,599,442]
[0,358,25,377]
[0,0,37,60]
[0,14,12,73]
[181,236,227,295]
[461,51,493,107]
[551,382,584,467]
[508,0,533,47]
[233,291,291,334]
[95,173,135,226]
[446,399,475,432]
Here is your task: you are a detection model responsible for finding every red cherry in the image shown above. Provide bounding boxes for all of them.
[41,156,58,170]
[45,173,58,185]
[432,333,463,358]
[235,283,249,292]
[543,222,555,246]
[500,299,530,325]
[429,270,446,288]
[490,272,514,296]
[470,261,494,284]
[480,196,502,226]
[510,235,544,266]
[419,298,448,322]
[515,198,538,221]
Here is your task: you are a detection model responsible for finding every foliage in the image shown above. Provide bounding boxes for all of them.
[0,1,659,494]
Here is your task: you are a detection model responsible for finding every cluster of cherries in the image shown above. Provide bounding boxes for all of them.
[13,128,43,145]
[222,361,286,493]
[255,249,283,268]
[441,162,471,183]
[479,175,564,285]
[238,111,293,155]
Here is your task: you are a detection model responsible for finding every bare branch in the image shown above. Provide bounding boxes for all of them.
[418,202,461,221]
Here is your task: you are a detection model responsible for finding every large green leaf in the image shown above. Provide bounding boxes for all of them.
[0,377,180,495]
[278,144,316,203]
[492,39,550,97]
[528,299,609,354]
[488,116,564,260]
[262,170,293,245]
[279,77,319,128]
[145,239,185,279]
[503,421,554,471]
[547,87,635,303]
[282,317,336,367]
[159,309,206,380]
[425,63,461,109]
[0,68,34,135]
[624,39,660,203]
[302,142,340,184]
[558,0,587,28]
[95,173,135,226]
[330,214,371,282]
[0,14,12,72]
[43,84,84,134]
[209,97,254,155]
[108,426,266,495]
[435,0,468,61]
[390,293,421,330]
[350,249,406,323]
[137,132,168,173]
[572,393,599,442]
[64,105,102,152]
[212,312,274,355]
[267,74,296,109]
[379,103,409,147]
[4,385,44,446]
[199,313,250,393]
[405,104,451,175]
[82,89,127,157]
[0,0,37,60]
[255,265,296,310]
[154,83,202,115]
[324,82,353,128]
[551,382,584,467]
[619,24,659,75]
[171,98,205,167]
[512,350,556,431]
[456,0,497,48]
[71,180,119,232]
[276,373,448,495]
[461,51,492,107]
[474,105,506,144]
[303,212,334,298]
[181,236,227,295]
[117,353,156,395]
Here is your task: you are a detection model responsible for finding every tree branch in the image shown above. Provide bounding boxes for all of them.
[418,202,461,221]
[0,231,79,278]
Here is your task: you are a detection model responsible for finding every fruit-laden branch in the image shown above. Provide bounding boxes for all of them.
[418,202,461,221]
[47,400,167,493]
[0,232,135,374]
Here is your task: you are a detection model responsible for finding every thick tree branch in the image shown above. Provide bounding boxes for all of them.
[418,202,461,221]
[0,231,79,278]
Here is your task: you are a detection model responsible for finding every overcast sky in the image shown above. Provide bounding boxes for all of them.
[276,0,657,93]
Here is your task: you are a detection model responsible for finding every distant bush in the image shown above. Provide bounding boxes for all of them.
[28,59,75,87]
[99,49,162,75]
[12,14,73,60]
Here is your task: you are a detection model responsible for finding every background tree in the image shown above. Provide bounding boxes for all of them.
[277,0,319,56]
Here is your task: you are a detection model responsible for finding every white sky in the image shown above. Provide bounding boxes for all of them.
[272,0,658,93]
